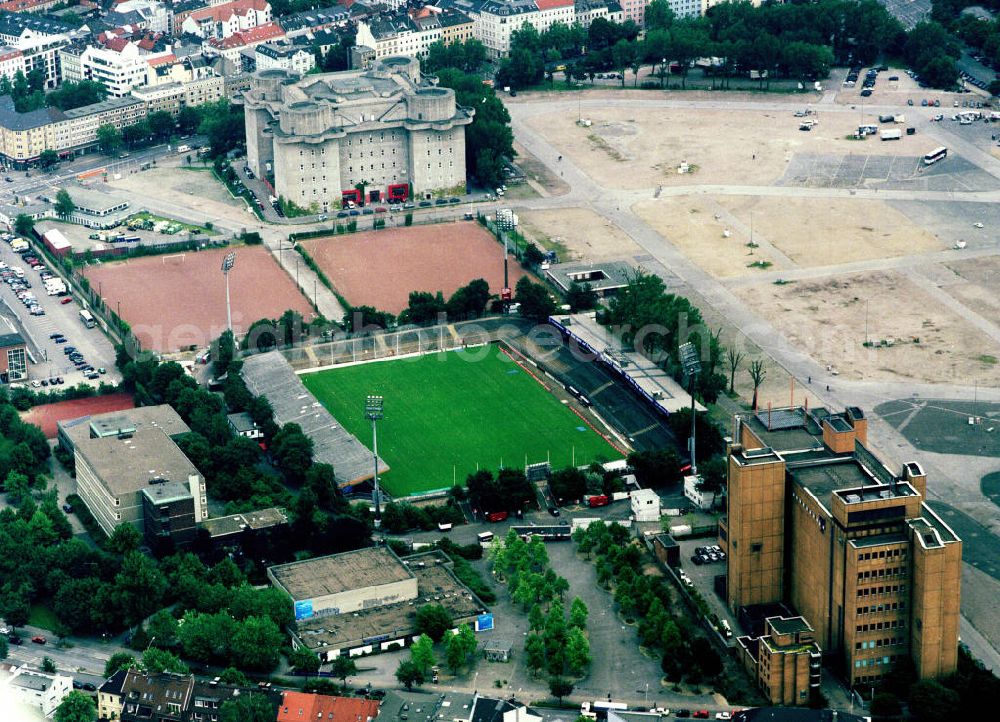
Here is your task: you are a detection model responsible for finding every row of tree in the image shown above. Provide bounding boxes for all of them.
[0,71,106,114]
[494,0,961,91]
[574,521,723,683]
[489,531,592,679]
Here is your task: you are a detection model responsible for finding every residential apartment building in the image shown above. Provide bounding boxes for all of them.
[131,74,225,115]
[0,0,61,13]
[18,33,66,88]
[0,44,23,80]
[181,0,273,40]
[475,0,544,58]
[99,670,281,722]
[736,616,822,706]
[113,0,171,33]
[74,426,207,539]
[0,663,73,719]
[203,21,285,63]
[57,96,146,154]
[280,6,351,39]
[62,43,158,97]
[253,41,314,74]
[356,7,474,60]
[576,0,625,26]
[0,10,76,45]
[722,405,962,689]
[244,56,473,210]
[619,0,649,25]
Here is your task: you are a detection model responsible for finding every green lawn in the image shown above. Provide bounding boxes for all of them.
[29,603,60,632]
[301,345,622,496]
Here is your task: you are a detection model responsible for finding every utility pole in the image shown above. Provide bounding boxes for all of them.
[679,342,702,475]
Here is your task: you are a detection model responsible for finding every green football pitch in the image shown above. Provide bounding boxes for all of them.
[301,345,623,497]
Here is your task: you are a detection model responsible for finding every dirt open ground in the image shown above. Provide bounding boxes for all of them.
[107,165,253,227]
[735,271,1000,386]
[632,195,943,279]
[714,196,945,266]
[299,222,525,315]
[524,105,938,190]
[943,257,1000,327]
[517,207,642,261]
[82,246,314,352]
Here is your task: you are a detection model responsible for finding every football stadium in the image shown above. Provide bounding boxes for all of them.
[300,343,624,497]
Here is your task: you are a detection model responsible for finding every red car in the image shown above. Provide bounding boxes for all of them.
[31,635,46,645]
[692,712,710,719]
[60,297,73,304]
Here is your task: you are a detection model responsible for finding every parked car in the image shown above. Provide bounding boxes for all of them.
[31,635,46,644]
[693,712,710,719]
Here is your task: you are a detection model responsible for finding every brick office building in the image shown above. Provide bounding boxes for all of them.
[721,405,961,694]
[0,331,27,382]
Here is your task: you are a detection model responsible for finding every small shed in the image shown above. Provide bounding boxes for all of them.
[482,639,513,663]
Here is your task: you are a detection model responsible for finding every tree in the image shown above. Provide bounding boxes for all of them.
[148,110,175,140]
[514,276,556,322]
[55,691,97,722]
[565,627,591,675]
[107,523,142,555]
[271,423,314,485]
[329,655,358,685]
[529,603,545,631]
[445,624,477,673]
[871,692,903,722]
[219,667,249,686]
[568,597,588,629]
[695,455,727,507]
[55,189,76,218]
[4,471,30,506]
[748,359,766,409]
[199,99,245,158]
[566,281,598,312]
[525,633,546,673]
[114,551,168,626]
[908,679,959,722]
[142,647,189,675]
[219,693,274,722]
[41,655,56,673]
[104,652,136,678]
[395,659,425,690]
[145,609,180,649]
[230,615,284,671]
[628,448,682,488]
[410,633,437,674]
[38,149,60,170]
[726,347,745,394]
[0,635,6,659]
[549,467,587,505]
[14,214,34,237]
[415,604,453,642]
[549,676,573,703]
[96,124,122,156]
[214,329,236,378]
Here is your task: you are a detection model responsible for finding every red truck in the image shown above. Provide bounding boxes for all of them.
[587,495,609,508]
[486,511,509,523]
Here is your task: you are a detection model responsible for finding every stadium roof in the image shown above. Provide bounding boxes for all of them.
[241,351,387,487]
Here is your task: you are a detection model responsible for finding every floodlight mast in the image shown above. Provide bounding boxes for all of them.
[221,251,236,332]
[365,395,384,530]
[679,342,702,475]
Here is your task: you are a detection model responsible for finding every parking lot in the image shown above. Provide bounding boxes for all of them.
[674,537,737,646]
[778,151,1000,191]
[0,235,119,386]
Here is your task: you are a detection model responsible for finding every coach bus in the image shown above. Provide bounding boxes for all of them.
[477,531,495,546]
[923,146,947,165]
[79,309,96,328]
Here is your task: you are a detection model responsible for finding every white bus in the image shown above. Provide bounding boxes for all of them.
[477,531,495,546]
[923,146,947,165]
[79,309,96,328]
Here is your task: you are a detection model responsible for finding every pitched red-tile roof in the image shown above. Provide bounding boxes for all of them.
[535,0,574,8]
[276,691,379,722]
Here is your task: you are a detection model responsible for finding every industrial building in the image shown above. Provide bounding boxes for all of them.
[736,615,822,706]
[243,56,473,212]
[74,426,207,543]
[272,549,490,660]
[57,403,189,453]
[722,405,961,692]
[0,331,27,382]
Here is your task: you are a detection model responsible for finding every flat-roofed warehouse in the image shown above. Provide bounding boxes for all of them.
[268,547,417,619]
[286,551,490,660]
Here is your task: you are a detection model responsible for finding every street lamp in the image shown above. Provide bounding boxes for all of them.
[679,341,701,475]
[365,395,384,530]
[221,251,236,332]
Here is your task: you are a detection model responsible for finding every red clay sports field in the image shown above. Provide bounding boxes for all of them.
[82,247,314,352]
